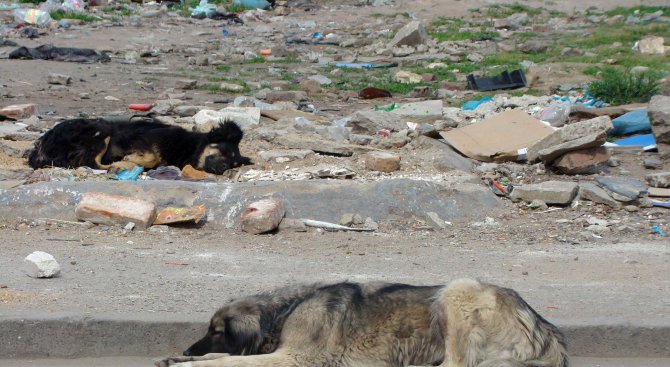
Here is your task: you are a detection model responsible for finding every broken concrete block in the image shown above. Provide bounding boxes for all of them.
[526,116,613,163]
[578,182,621,208]
[349,110,405,134]
[552,147,610,174]
[648,95,670,144]
[364,151,401,172]
[390,100,443,120]
[240,198,285,234]
[595,176,648,202]
[634,36,665,55]
[47,73,72,85]
[646,171,670,188]
[510,181,579,205]
[24,251,61,278]
[75,192,157,229]
[193,107,260,132]
[386,21,428,48]
[0,104,37,119]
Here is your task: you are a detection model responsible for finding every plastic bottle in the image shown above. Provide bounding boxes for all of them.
[13,9,53,27]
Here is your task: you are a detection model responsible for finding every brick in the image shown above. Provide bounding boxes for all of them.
[552,147,610,174]
[75,192,157,228]
[0,104,38,119]
[240,198,285,234]
[364,151,401,172]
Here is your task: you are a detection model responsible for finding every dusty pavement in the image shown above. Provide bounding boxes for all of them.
[1,0,670,363]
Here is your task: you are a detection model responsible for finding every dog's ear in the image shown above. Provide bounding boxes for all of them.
[208,120,243,144]
[224,315,262,355]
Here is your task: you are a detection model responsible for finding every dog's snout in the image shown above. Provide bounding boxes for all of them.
[183,348,192,356]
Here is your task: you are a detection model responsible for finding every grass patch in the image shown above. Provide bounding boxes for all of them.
[49,10,99,22]
[17,0,44,4]
[215,65,232,72]
[272,55,301,64]
[605,6,670,17]
[102,6,134,16]
[245,56,267,64]
[430,17,499,41]
[588,67,662,105]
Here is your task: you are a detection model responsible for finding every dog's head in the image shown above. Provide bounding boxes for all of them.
[198,121,251,174]
[184,303,262,357]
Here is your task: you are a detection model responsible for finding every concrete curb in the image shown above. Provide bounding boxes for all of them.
[0,179,500,228]
[1,315,668,358]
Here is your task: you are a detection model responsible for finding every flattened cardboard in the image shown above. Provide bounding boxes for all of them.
[439,109,554,162]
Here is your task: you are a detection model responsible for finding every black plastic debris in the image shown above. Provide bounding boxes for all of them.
[467,69,527,91]
[9,44,110,63]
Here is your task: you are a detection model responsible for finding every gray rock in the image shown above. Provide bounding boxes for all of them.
[349,110,405,134]
[274,133,375,156]
[316,126,350,142]
[47,73,71,85]
[0,166,33,180]
[520,40,548,53]
[646,172,670,188]
[643,157,663,169]
[578,182,621,208]
[510,181,579,205]
[308,75,332,85]
[508,12,530,28]
[175,79,197,90]
[426,211,448,229]
[173,105,205,117]
[24,251,60,278]
[339,213,354,226]
[648,95,670,144]
[264,91,308,104]
[595,176,648,202]
[386,21,428,49]
[411,136,474,172]
[349,134,374,145]
[0,140,32,158]
[526,116,613,163]
[390,100,444,121]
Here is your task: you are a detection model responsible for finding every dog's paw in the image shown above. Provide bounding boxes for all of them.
[153,356,192,367]
[108,160,138,174]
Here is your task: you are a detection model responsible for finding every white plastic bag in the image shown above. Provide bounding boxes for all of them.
[63,0,86,13]
[537,101,571,127]
[13,8,53,27]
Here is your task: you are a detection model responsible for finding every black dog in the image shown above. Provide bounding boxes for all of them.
[28,118,251,174]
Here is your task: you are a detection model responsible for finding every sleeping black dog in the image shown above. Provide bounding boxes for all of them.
[28,118,251,174]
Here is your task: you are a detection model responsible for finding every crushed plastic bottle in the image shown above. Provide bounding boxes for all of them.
[13,9,53,27]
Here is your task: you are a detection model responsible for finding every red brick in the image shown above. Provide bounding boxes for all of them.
[0,104,38,119]
[75,192,157,228]
[240,198,285,234]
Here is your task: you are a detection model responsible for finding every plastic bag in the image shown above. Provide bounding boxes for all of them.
[189,0,217,17]
[537,101,571,127]
[13,9,53,27]
[63,0,86,13]
[233,0,271,10]
[39,0,62,13]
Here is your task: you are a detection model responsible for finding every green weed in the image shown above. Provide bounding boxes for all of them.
[588,67,662,105]
[215,65,231,72]
[49,10,99,22]
[605,6,670,17]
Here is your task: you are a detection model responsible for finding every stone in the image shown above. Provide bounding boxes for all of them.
[364,151,401,172]
[152,99,184,115]
[264,91,308,104]
[509,181,579,205]
[240,198,285,234]
[644,157,663,169]
[493,19,511,29]
[24,251,60,278]
[0,140,33,158]
[181,165,210,180]
[394,71,422,84]
[349,134,374,145]
[634,36,665,55]
[277,218,307,232]
[426,211,448,229]
[0,104,37,119]
[646,172,670,188]
[528,199,548,210]
[552,147,610,174]
[149,225,169,233]
[124,222,136,231]
[175,79,197,90]
[48,73,72,85]
[520,40,548,53]
[339,213,355,226]
[173,105,203,117]
[75,192,157,229]
[648,95,670,144]
[219,82,244,92]
[390,100,443,120]
[352,214,364,225]
[595,176,648,202]
[386,21,428,48]
[309,75,332,85]
[299,79,322,94]
[193,107,261,132]
[410,136,474,173]
[578,182,621,208]
[258,149,314,162]
[273,133,372,156]
[349,110,405,133]
[0,165,33,180]
[560,48,584,57]
[526,116,613,163]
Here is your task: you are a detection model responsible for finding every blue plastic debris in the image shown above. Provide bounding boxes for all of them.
[112,166,144,181]
[233,0,271,10]
[651,200,670,209]
[650,226,666,236]
[462,97,494,111]
[610,109,651,136]
[609,134,657,152]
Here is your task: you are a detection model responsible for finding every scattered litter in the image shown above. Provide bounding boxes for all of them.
[128,104,153,112]
[13,9,52,27]
[302,219,375,232]
[111,166,144,181]
[609,109,651,136]
[467,69,526,91]
[440,109,553,162]
[651,200,670,209]
[154,204,206,225]
[606,134,657,152]
[9,45,111,63]
[335,62,398,69]
[462,97,493,111]
[189,0,217,17]
[650,226,666,236]
[234,0,271,10]
[537,101,571,127]
[147,166,181,180]
[374,103,398,112]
